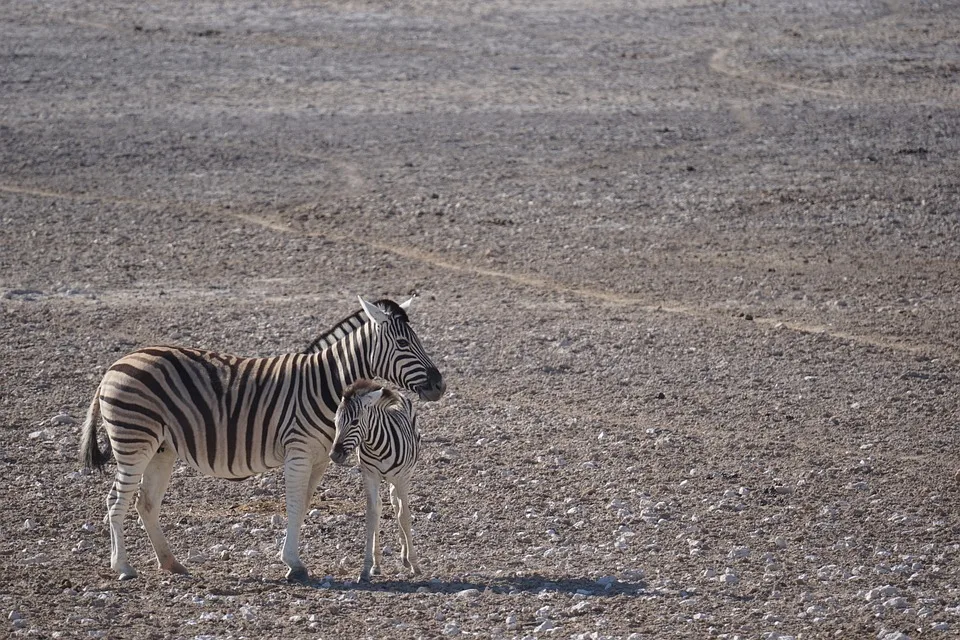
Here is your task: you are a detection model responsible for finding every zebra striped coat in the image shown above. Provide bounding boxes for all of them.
[80,296,444,581]
[331,379,422,581]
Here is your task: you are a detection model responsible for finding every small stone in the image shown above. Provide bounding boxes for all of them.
[270,514,284,527]
[81,522,96,534]
[51,413,76,426]
[879,632,910,640]
[23,553,49,565]
[442,621,461,636]
[720,572,739,586]
[455,588,480,599]
[23,519,36,530]
[866,585,899,601]
[729,545,751,560]
[569,601,591,614]
[534,620,555,633]
[9,611,23,621]
[506,615,518,630]
[930,622,950,631]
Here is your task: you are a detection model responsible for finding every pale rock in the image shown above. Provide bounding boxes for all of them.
[506,614,518,630]
[729,545,751,560]
[442,621,461,636]
[23,519,36,530]
[534,620,555,633]
[720,572,739,586]
[866,585,899,601]
[456,588,480,599]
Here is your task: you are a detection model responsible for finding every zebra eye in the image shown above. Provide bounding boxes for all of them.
[396,338,410,349]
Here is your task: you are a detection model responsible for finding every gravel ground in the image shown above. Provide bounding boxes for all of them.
[2,0,959,638]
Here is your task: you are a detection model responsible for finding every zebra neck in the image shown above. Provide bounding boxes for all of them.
[316,326,375,393]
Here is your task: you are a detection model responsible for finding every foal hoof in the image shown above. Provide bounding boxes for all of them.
[118,571,138,581]
[285,566,310,583]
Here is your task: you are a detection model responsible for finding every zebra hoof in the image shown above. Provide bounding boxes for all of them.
[358,571,371,583]
[285,566,310,583]
[118,570,138,581]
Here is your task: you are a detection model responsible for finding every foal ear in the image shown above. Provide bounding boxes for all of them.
[362,389,384,406]
[398,296,416,311]
[358,296,389,325]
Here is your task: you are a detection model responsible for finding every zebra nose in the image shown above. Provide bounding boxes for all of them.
[418,368,446,401]
[331,446,346,465]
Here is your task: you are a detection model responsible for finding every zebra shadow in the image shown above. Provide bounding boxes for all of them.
[289,573,648,597]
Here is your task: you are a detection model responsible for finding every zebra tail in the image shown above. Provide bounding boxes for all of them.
[79,385,112,472]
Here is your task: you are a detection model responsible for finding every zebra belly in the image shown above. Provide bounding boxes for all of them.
[161,424,285,480]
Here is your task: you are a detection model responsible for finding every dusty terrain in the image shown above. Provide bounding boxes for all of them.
[2,0,960,638]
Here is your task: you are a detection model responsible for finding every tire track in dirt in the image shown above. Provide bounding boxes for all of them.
[2,182,952,360]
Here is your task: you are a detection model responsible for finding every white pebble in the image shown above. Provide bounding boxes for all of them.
[569,601,591,614]
[455,589,480,599]
[729,545,751,560]
[51,413,76,426]
[720,572,739,586]
[81,522,96,534]
[931,622,950,631]
[23,519,36,530]
[23,553,49,565]
[866,585,899,601]
[442,621,461,636]
[534,620,555,633]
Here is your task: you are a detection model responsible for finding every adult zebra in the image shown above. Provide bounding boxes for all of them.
[80,296,445,581]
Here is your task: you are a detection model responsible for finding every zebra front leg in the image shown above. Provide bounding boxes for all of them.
[136,444,187,574]
[106,460,151,580]
[391,480,421,577]
[359,471,382,582]
[280,452,312,581]
[303,457,330,515]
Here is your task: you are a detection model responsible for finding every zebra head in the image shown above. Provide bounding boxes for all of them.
[331,380,383,465]
[357,296,446,402]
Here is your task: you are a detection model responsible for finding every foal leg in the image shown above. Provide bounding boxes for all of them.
[391,479,421,576]
[135,443,187,574]
[359,472,382,582]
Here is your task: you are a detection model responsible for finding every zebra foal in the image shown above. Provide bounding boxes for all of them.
[80,296,444,581]
[331,379,422,582]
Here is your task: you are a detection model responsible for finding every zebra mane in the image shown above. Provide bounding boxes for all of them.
[304,298,407,354]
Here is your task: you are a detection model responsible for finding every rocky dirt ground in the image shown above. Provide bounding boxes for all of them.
[2,0,960,638]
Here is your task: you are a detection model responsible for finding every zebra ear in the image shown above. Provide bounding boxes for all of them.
[399,296,415,310]
[363,389,384,406]
[358,296,389,325]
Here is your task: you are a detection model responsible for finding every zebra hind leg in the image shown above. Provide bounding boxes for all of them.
[106,458,152,580]
[136,444,188,575]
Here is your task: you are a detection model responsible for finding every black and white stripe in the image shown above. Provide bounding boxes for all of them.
[331,379,422,581]
[80,296,444,581]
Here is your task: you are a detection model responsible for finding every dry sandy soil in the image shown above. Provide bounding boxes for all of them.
[2,0,960,638]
